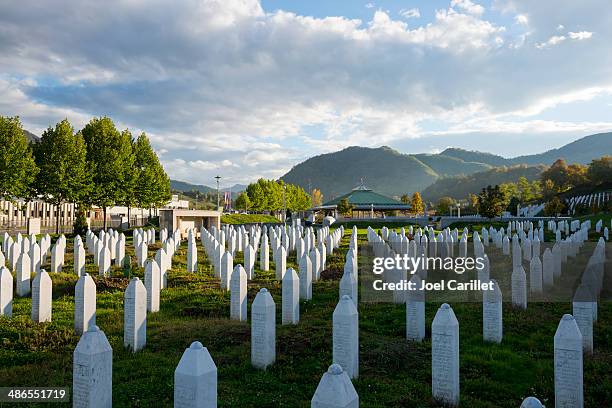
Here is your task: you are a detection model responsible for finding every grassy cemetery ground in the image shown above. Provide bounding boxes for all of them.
[0,224,611,407]
[221,214,280,224]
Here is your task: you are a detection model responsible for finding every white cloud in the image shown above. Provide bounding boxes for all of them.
[365,2,374,9]
[0,0,611,184]
[451,0,485,16]
[514,14,528,25]
[568,31,593,40]
[536,35,566,48]
[399,8,420,19]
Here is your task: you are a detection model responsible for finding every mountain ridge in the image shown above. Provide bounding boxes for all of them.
[281,132,611,199]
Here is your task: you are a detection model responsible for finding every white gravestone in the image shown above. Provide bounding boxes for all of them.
[0,266,13,317]
[174,341,217,408]
[333,295,359,379]
[75,273,97,335]
[282,268,300,325]
[511,266,527,310]
[311,364,359,408]
[572,285,594,355]
[244,244,255,280]
[187,237,198,273]
[299,253,312,301]
[73,326,113,408]
[124,277,147,352]
[99,246,111,277]
[145,260,161,313]
[275,246,287,281]
[431,303,460,407]
[74,241,86,277]
[30,242,41,273]
[230,265,247,321]
[554,314,583,408]
[520,397,545,408]
[482,279,502,343]
[51,243,63,272]
[251,288,276,369]
[529,255,542,295]
[259,237,269,271]
[542,248,554,289]
[220,251,233,291]
[32,269,52,323]
[406,274,425,342]
[16,253,31,296]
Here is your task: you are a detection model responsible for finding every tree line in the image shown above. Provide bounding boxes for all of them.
[237,178,311,214]
[0,116,171,232]
[431,155,611,218]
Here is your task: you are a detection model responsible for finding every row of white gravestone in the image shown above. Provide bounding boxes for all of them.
[73,323,359,408]
[0,265,53,322]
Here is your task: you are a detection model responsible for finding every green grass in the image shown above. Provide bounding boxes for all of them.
[221,214,280,224]
[0,225,610,407]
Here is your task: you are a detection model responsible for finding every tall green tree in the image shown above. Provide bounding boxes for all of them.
[116,130,137,227]
[587,156,612,185]
[81,117,130,229]
[0,116,38,201]
[33,119,90,233]
[235,192,250,212]
[478,185,505,218]
[133,132,171,218]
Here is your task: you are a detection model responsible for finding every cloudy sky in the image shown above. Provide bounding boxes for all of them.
[1,0,611,187]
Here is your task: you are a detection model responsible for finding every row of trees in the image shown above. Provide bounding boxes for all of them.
[239,179,311,213]
[0,116,171,232]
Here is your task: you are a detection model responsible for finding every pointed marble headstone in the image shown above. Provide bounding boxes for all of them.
[74,241,86,277]
[32,269,52,323]
[311,364,359,408]
[542,248,554,289]
[406,274,425,342]
[220,251,233,291]
[529,255,543,295]
[520,397,545,408]
[251,288,276,370]
[572,285,594,355]
[0,266,13,317]
[187,237,197,273]
[75,273,97,335]
[124,277,147,352]
[16,252,31,296]
[554,314,583,408]
[174,341,217,408]
[511,266,527,310]
[73,325,113,408]
[482,279,502,343]
[275,246,286,281]
[299,253,312,301]
[282,268,300,325]
[333,295,359,379]
[145,260,161,313]
[230,265,247,321]
[431,303,459,407]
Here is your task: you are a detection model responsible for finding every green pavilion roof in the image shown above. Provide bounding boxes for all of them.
[320,184,411,210]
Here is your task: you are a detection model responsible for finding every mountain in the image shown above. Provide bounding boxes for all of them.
[170,180,215,193]
[420,164,546,202]
[509,132,612,165]
[223,184,247,193]
[24,130,40,143]
[442,132,612,166]
[439,148,510,167]
[282,146,440,200]
[280,132,611,200]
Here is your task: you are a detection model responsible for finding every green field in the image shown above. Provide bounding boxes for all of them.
[220,214,281,225]
[0,225,610,407]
